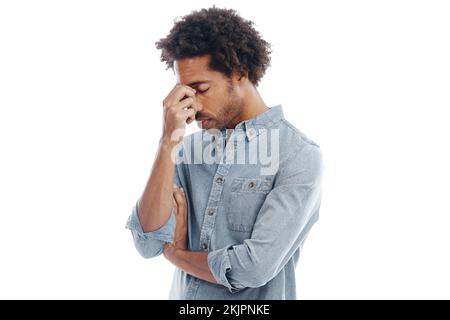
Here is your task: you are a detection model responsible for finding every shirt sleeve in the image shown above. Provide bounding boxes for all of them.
[125,147,184,259]
[207,143,324,293]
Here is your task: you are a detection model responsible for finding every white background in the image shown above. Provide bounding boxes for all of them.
[1,0,449,299]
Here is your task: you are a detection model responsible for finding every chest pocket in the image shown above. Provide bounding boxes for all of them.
[225,177,273,234]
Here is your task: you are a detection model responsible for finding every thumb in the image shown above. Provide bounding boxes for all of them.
[173,187,186,210]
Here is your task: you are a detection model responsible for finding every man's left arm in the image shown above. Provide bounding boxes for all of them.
[163,243,217,284]
[164,144,323,290]
[164,185,217,284]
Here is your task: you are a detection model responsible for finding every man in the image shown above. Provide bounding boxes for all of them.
[126,6,323,299]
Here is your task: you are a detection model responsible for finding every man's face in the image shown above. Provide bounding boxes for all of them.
[174,55,245,130]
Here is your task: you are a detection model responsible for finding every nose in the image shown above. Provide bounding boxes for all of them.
[194,100,203,113]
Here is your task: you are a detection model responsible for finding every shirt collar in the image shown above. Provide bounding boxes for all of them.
[234,104,284,141]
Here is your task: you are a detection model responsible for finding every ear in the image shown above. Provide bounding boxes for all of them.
[232,70,248,85]
[239,70,249,81]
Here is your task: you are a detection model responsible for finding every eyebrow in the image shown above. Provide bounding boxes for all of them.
[187,80,211,87]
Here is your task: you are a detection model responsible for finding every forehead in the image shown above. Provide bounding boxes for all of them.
[174,55,218,85]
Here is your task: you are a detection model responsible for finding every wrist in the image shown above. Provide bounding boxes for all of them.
[159,136,181,149]
[163,242,178,260]
[173,239,187,251]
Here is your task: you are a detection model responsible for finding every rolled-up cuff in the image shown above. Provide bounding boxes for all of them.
[125,200,175,243]
[207,246,244,293]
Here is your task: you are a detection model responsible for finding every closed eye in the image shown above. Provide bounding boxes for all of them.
[197,88,209,94]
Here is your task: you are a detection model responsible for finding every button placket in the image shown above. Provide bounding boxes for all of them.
[198,164,231,253]
[198,131,237,252]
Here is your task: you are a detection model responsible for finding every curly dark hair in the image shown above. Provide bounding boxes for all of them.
[155,6,272,86]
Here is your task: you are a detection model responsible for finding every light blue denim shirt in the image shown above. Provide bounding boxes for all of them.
[126,105,323,299]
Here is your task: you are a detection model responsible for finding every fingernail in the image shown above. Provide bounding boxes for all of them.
[180,187,184,192]
[173,184,178,189]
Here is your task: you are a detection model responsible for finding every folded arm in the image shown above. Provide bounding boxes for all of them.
[163,144,323,293]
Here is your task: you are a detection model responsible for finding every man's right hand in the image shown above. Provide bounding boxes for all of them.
[161,84,199,145]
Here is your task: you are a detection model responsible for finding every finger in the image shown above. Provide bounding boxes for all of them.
[164,85,196,108]
[175,97,195,111]
[164,84,195,106]
[173,85,196,103]
[173,188,186,208]
[172,184,180,209]
[184,102,200,124]
[170,98,198,124]
[182,107,197,124]
[173,188,187,213]
[182,98,200,112]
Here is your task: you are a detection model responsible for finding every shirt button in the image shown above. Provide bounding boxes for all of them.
[216,177,224,184]
[201,243,208,250]
[207,208,215,216]
[248,181,255,188]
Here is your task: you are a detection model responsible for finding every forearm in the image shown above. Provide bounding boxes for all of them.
[138,140,179,232]
[164,244,217,284]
